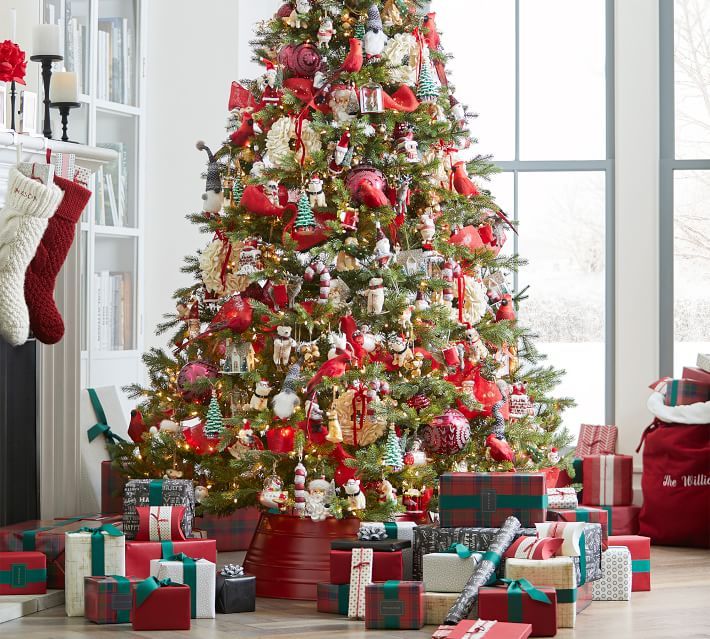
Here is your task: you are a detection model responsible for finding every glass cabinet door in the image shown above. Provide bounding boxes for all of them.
[97,0,139,106]
[43,0,91,95]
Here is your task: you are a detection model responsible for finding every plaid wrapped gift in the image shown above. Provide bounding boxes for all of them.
[413,525,535,580]
[123,479,195,540]
[582,455,633,506]
[479,581,558,637]
[85,575,140,623]
[682,366,710,384]
[504,557,582,628]
[433,619,533,639]
[599,505,640,535]
[576,424,618,456]
[547,506,609,549]
[0,517,95,589]
[592,546,632,601]
[547,487,578,510]
[316,582,350,615]
[125,539,217,578]
[0,551,46,594]
[424,592,467,625]
[440,473,547,528]
[101,461,127,515]
[196,508,260,551]
[365,580,424,630]
[608,535,651,591]
[663,378,710,406]
[359,520,416,579]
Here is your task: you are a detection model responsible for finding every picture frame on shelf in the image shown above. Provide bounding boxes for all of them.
[18,91,38,136]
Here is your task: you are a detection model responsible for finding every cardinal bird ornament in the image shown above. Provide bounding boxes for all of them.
[230,115,261,147]
[496,294,516,322]
[306,352,353,395]
[128,409,148,443]
[486,433,514,463]
[451,161,480,197]
[358,180,390,208]
[422,12,441,50]
[340,38,364,74]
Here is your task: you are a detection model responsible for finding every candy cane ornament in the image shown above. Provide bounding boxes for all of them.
[294,460,307,516]
[441,258,461,303]
[304,260,331,304]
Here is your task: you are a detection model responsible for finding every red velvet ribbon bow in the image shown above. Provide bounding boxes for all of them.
[349,383,369,447]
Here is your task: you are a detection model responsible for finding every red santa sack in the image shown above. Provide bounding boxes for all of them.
[637,414,710,548]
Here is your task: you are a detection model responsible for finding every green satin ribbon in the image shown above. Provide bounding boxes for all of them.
[440,493,548,512]
[162,553,198,618]
[381,580,403,629]
[160,541,174,559]
[632,559,650,573]
[482,550,501,568]
[337,584,350,614]
[0,564,46,588]
[110,575,132,623]
[578,532,587,586]
[136,576,175,607]
[20,517,83,551]
[149,480,163,506]
[70,524,123,576]
[600,506,613,534]
[556,588,577,603]
[86,388,127,445]
[383,522,398,539]
[500,578,551,622]
[445,543,473,559]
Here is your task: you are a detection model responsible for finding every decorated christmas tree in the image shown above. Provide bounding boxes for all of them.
[115,0,573,522]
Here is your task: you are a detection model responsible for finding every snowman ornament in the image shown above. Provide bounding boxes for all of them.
[307,174,327,208]
[249,380,272,411]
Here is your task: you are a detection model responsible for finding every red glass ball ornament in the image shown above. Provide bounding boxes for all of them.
[176,360,219,404]
[278,43,322,77]
[407,393,431,412]
[276,2,293,18]
[266,425,295,453]
[419,408,471,455]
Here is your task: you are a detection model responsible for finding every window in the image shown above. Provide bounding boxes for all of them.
[437,0,614,435]
[660,0,710,376]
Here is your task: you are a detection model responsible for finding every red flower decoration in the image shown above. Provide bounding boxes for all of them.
[0,40,27,85]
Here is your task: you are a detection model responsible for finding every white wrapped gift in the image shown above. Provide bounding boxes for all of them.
[592,546,632,601]
[547,487,579,510]
[358,521,416,579]
[150,557,216,618]
[65,526,125,616]
[422,550,484,593]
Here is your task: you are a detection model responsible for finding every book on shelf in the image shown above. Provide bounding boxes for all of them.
[93,270,132,351]
[97,142,128,227]
[97,16,133,104]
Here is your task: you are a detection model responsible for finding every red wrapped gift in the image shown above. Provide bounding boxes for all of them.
[330,549,402,585]
[434,619,533,639]
[547,506,609,549]
[196,507,260,551]
[85,575,140,624]
[582,455,633,506]
[608,535,651,591]
[682,366,710,385]
[125,539,216,578]
[575,424,618,456]
[0,551,46,595]
[101,461,127,515]
[132,577,191,631]
[599,505,640,535]
[478,581,557,637]
[365,580,424,629]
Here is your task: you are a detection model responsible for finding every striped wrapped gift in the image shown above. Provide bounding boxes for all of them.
[547,506,609,549]
[123,479,195,540]
[365,580,424,630]
[582,455,633,506]
[65,525,125,617]
[358,521,416,579]
[196,508,260,551]
[575,424,618,456]
[424,592,470,625]
[439,473,547,528]
[84,575,140,623]
[0,551,46,595]
[316,582,350,615]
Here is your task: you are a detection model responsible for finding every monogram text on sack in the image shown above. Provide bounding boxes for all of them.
[663,474,710,487]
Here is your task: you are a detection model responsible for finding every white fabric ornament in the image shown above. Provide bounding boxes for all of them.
[382,33,418,85]
[265,116,322,168]
[199,238,241,296]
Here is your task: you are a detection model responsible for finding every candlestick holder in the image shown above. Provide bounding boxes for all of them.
[50,101,80,142]
[9,81,17,131]
[30,54,63,139]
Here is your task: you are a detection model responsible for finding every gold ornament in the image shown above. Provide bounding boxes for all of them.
[382,0,403,26]
[332,390,387,446]
[325,409,344,443]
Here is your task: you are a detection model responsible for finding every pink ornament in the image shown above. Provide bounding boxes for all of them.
[177,360,219,403]
[419,409,471,455]
[278,43,322,77]
[345,165,387,204]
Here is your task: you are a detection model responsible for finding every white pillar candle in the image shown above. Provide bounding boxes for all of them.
[10,9,16,41]
[32,24,62,57]
[50,71,78,103]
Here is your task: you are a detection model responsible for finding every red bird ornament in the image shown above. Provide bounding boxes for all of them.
[306,352,353,395]
[230,115,261,147]
[340,38,364,74]
[452,161,480,197]
[357,180,390,208]
[128,409,148,443]
[486,433,514,462]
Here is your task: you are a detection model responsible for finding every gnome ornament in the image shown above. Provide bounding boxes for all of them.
[195,141,224,215]
[364,4,388,60]
[271,360,302,420]
[307,174,327,208]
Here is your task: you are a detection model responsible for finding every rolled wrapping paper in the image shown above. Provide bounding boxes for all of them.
[444,516,522,625]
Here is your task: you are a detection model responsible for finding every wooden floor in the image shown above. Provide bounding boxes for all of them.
[1,546,709,638]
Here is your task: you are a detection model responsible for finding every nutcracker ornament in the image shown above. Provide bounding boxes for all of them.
[317,17,335,48]
[307,174,327,208]
[195,141,224,215]
[273,325,297,366]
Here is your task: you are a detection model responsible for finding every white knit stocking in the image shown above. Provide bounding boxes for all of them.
[0,167,63,346]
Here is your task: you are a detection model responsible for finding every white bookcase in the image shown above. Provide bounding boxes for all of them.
[42,0,146,402]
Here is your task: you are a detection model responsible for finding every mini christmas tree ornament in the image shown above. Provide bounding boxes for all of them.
[294,191,317,233]
[383,424,404,471]
[417,61,440,103]
[204,389,225,438]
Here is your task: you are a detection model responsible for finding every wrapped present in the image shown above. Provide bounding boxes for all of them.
[547,506,609,549]
[423,548,485,593]
[54,513,122,524]
[599,504,640,535]
[125,538,216,578]
[546,487,578,510]
[698,353,710,372]
[433,619,533,639]
[576,424,618,456]
[135,506,187,541]
[365,580,424,630]
[663,378,710,406]
[582,455,633,506]
[592,546,631,601]
[84,575,140,624]
[132,576,191,630]
[504,557,583,628]
[607,535,651,591]
[424,592,467,625]
[359,520,416,578]
[215,565,256,614]
[196,507,260,551]
[479,580,557,637]
[536,522,603,584]
[413,524,535,581]
[65,524,125,617]
[439,473,547,528]
[317,582,350,615]
[150,554,216,618]
[331,538,410,551]
[445,516,522,625]
[0,551,46,595]
[123,478,195,540]
[330,549,402,585]
[683,365,710,384]
[348,547,372,619]
[101,461,127,515]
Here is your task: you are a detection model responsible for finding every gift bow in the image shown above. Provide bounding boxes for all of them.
[445,542,473,559]
[86,388,127,445]
[221,563,244,577]
[500,578,551,604]
[71,524,123,576]
[135,576,176,607]
[357,528,388,541]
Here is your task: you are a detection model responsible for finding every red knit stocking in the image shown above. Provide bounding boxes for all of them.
[24,176,92,344]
